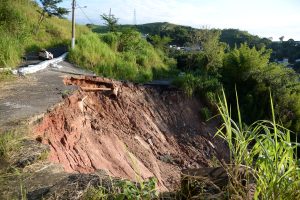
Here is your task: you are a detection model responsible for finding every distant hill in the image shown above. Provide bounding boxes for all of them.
[91,22,300,63]
[91,22,272,47]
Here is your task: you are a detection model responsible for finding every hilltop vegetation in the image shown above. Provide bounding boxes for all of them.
[68,29,176,82]
[93,22,300,65]
[0,0,89,68]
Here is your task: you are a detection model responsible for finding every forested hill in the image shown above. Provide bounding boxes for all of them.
[91,22,271,47]
[92,22,300,63]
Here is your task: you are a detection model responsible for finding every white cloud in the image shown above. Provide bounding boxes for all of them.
[61,0,300,40]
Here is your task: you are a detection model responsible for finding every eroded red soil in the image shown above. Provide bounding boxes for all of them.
[34,78,225,190]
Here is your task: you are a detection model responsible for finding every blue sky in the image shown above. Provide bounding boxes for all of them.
[59,0,300,40]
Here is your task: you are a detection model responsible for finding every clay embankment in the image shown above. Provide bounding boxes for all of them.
[35,76,223,190]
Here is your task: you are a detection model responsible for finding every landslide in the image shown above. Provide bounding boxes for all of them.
[34,77,226,191]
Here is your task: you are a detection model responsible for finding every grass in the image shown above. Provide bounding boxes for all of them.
[68,31,172,83]
[0,0,90,68]
[213,90,300,199]
[0,131,22,160]
[0,70,15,82]
[84,177,158,200]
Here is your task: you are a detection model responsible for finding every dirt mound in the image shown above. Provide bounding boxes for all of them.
[34,77,225,191]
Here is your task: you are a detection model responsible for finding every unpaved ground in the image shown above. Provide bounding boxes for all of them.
[34,78,227,191]
[0,61,94,131]
[0,62,228,198]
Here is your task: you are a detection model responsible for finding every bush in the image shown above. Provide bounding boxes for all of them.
[173,73,201,97]
[69,31,171,83]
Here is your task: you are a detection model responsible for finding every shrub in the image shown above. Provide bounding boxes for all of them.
[173,73,201,97]
[69,31,170,83]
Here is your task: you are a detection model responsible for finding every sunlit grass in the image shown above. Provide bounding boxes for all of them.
[215,90,300,199]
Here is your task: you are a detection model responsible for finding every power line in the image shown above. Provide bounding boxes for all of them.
[77,3,95,24]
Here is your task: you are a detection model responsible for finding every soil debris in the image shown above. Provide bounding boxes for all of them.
[35,76,226,191]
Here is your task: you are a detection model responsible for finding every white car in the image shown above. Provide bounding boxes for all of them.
[38,50,54,60]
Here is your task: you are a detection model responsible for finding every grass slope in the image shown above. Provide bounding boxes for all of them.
[68,31,175,83]
[0,0,90,68]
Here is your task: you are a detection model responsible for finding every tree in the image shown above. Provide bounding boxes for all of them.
[148,35,172,50]
[36,0,69,34]
[190,29,225,74]
[100,13,118,32]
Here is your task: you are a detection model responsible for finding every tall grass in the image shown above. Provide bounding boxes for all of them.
[215,90,300,199]
[0,0,90,68]
[0,131,21,160]
[68,31,171,83]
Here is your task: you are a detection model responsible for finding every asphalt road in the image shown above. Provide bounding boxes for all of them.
[19,46,68,68]
[0,61,94,131]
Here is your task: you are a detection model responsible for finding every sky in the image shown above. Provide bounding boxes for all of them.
[59,0,300,41]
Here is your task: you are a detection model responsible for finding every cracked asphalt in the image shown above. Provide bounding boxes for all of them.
[0,61,94,131]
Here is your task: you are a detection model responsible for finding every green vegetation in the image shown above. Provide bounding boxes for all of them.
[215,91,300,199]
[0,131,21,159]
[100,13,118,32]
[35,0,69,34]
[171,28,300,134]
[68,29,175,82]
[0,0,89,68]
[84,177,158,200]
[0,70,14,82]
[220,29,272,49]
[93,22,300,68]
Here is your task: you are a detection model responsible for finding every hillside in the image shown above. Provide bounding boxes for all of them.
[92,22,271,47]
[0,1,299,199]
[0,0,90,68]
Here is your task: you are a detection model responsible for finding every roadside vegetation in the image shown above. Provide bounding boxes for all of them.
[84,177,158,200]
[0,131,22,160]
[1,1,300,198]
[68,30,176,82]
[168,29,300,135]
[0,0,89,68]
[181,92,300,199]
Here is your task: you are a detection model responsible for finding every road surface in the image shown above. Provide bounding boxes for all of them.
[0,61,94,131]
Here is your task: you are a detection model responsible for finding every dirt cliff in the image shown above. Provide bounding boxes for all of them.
[34,77,225,191]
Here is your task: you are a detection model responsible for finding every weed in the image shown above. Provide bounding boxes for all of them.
[200,107,212,121]
[84,177,158,200]
[0,131,21,160]
[38,150,49,161]
[0,70,14,82]
[214,90,300,199]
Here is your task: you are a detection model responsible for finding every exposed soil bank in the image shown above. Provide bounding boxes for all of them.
[35,78,225,190]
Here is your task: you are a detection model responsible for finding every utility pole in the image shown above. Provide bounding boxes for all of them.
[109,8,111,18]
[71,0,76,49]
